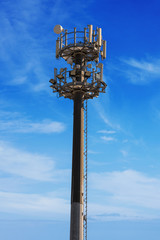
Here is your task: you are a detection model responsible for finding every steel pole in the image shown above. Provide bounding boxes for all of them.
[70,54,84,240]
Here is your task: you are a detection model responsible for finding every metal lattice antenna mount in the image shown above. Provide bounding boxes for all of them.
[49,25,107,99]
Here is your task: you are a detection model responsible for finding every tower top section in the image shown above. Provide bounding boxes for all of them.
[49,25,107,100]
[54,25,106,62]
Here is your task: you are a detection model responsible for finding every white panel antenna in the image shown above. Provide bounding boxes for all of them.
[103,40,106,59]
[98,28,102,46]
[88,25,93,43]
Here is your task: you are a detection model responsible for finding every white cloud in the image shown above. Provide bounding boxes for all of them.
[89,170,160,220]
[101,136,116,142]
[123,58,160,74]
[120,149,128,157]
[97,130,116,134]
[88,203,159,221]
[18,120,65,133]
[121,57,160,84]
[0,141,69,181]
[0,0,92,93]
[0,139,70,220]
[11,76,28,85]
[93,101,121,130]
[88,150,100,154]
[0,191,69,219]
[0,1,54,91]
[0,118,65,133]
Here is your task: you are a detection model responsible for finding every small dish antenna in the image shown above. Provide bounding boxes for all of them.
[54,25,64,34]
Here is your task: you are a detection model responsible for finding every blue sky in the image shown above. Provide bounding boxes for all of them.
[0,0,160,239]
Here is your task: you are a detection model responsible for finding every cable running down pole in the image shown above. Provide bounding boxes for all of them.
[84,100,88,240]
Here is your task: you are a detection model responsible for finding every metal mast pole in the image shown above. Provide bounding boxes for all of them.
[70,92,84,240]
[70,54,84,240]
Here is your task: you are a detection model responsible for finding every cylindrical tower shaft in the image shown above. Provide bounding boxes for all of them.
[70,92,84,240]
[70,53,84,240]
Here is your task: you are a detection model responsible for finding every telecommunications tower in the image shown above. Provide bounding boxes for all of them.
[49,24,107,240]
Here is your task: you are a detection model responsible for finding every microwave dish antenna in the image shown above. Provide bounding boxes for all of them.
[53,24,64,34]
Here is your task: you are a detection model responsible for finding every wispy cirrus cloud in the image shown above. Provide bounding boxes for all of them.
[88,202,159,221]
[0,0,93,92]
[0,110,65,133]
[101,136,117,142]
[97,130,116,134]
[0,141,69,181]
[123,58,160,74]
[0,139,70,220]
[120,57,160,84]
[89,169,160,220]
[0,0,70,92]
[93,101,121,130]
[0,119,65,133]
[0,191,69,220]
[120,149,128,157]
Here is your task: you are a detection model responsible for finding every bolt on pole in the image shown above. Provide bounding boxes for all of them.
[50,24,107,240]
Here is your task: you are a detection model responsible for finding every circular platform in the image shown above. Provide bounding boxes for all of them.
[57,81,106,100]
[59,43,100,62]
